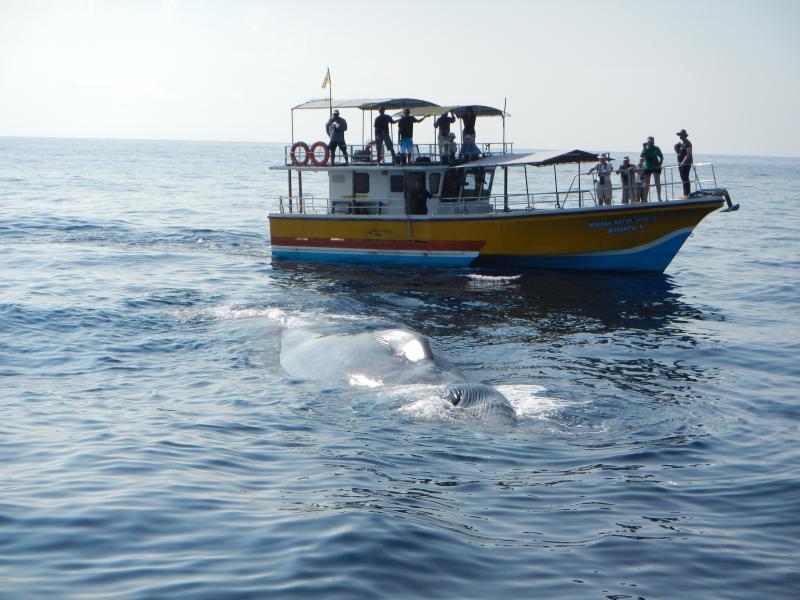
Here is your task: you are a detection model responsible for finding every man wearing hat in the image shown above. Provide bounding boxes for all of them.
[587,154,614,205]
[325,109,348,165]
[675,129,693,198]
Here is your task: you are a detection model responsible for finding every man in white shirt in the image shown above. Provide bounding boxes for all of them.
[587,154,614,205]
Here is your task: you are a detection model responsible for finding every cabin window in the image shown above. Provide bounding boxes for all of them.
[462,170,479,198]
[441,169,463,201]
[390,175,404,193]
[480,169,494,198]
[353,172,370,194]
[429,173,441,195]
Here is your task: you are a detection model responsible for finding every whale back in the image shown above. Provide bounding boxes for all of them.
[280,328,464,386]
[445,383,518,425]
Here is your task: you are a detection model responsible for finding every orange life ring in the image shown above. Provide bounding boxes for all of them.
[309,141,330,166]
[290,141,310,166]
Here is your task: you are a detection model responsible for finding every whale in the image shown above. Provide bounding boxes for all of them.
[444,383,518,424]
[280,327,517,424]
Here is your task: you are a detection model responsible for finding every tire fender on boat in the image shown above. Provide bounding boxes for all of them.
[309,141,330,166]
[290,141,310,166]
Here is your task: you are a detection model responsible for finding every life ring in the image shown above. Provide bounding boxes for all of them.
[309,141,330,166]
[290,141,310,166]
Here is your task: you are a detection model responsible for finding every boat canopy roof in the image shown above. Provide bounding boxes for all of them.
[456,149,607,168]
[293,97,440,111]
[394,104,509,118]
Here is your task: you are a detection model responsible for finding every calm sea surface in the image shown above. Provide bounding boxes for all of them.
[1,137,798,599]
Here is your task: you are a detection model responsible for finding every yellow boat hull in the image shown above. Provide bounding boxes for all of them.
[269,197,724,272]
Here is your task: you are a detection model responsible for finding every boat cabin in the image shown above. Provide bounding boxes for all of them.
[273,96,732,217]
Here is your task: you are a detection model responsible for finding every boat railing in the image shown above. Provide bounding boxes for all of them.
[499,162,721,210]
[283,141,513,167]
[273,162,723,215]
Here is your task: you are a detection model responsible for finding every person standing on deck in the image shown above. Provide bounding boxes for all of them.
[373,108,396,165]
[675,129,693,198]
[615,156,635,204]
[397,108,427,164]
[640,136,664,201]
[443,132,458,164]
[326,110,348,165]
[459,107,480,160]
[587,154,614,205]
[434,111,456,163]
[634,158,646,202]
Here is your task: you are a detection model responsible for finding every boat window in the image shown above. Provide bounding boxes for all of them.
[429,173,441,195]
[353,172,370,194]
[462,170,479,198]
[480,169,494,198]
[441,169,463,202]
[390,175,404,193]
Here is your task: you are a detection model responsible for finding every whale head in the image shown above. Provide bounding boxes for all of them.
[445,383,517,425]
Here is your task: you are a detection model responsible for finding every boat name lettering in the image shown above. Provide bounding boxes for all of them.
[587,215,657,234]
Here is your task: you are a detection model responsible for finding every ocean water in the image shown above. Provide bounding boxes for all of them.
[1,137,798,599]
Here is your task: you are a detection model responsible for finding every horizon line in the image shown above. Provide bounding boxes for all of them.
[1,134,798,160]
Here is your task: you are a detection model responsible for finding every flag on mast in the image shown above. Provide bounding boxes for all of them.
[321,68,331,89]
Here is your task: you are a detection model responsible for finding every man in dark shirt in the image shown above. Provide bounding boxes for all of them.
[434,111,456,163]
[615,156,635,204]
[325,109,348,165]
[408,178,432,215]
[373,107,395,164]
[459,107,480,161]
[461,107,477,137]
[397,108,427,164]
[675,129,693,197]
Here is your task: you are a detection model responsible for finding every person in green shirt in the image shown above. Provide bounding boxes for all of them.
[640,136,664,201]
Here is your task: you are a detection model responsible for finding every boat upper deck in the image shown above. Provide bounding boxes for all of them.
[283,97,511,170]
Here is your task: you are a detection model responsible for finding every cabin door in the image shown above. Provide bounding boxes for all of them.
[403,172,426,215]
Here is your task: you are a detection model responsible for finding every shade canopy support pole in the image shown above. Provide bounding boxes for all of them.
[287,170,293,213]
[524,165,530,208]
[298,171,303,213]
[553,165,559,208]
[503,166,509,212]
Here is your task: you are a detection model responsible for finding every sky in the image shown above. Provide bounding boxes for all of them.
[2,0,799,156]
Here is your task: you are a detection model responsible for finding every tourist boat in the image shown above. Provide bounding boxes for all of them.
[268,97,738,272]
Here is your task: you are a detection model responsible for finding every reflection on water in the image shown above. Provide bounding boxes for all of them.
[270,260,711,335]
